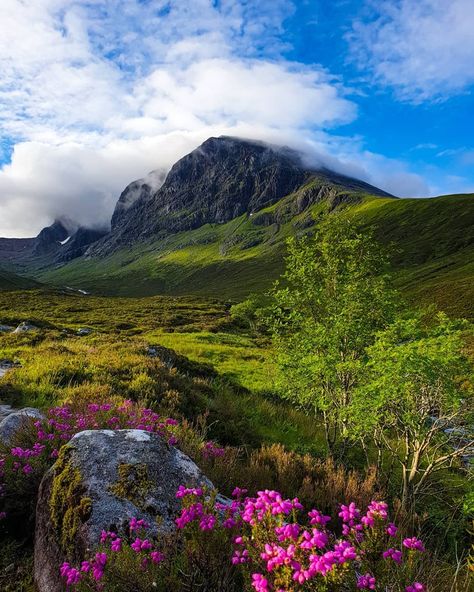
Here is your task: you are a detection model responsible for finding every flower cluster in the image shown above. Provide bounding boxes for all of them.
[0,401,181,522]
[60,519,165,589]
[174,486,427,592]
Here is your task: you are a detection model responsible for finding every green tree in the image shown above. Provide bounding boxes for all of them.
[352,313,473,508]
[268,214,399,457]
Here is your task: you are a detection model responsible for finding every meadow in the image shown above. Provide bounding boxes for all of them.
[0,287,472,591]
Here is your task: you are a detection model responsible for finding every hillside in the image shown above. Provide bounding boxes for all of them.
[39,190,474,318]
[0,269,42,291]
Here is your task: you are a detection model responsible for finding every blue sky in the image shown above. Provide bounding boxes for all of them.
[0,0,473,236]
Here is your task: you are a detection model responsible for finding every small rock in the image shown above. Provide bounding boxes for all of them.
[0,324,13,333]
[13,322,38,333]
[0,407,44,445]
[34,429,213,592]
[0,359,20,379]
[76,328,92,336]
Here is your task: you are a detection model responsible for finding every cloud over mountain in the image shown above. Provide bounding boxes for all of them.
[0,1,439,237]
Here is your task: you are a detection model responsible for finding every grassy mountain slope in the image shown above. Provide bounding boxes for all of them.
[0,269,42,291]
[39,191,474,317]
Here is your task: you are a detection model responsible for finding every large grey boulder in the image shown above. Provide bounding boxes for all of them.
[34,429,213,592]
[0,407,44,445]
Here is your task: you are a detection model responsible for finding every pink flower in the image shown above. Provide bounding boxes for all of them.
[150,551,164,564]
[275,523,300,542]
[406,584,426,592]
[403,537,425,552]
[232,487,248,498]
[386,522,398,537]
[357,573,376,590]
[129,517,148,532]
[176,485,203,498]
[110,538,122,552]
[308,508,331,526]
[199,514,216,531]
[383,548,403,564]
[339,502,360,523]
[251,573,269,592]
[232,549,250,564]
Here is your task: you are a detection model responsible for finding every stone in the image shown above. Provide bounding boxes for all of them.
[0,407,44,445]
[0,324,13,332]
[34,429,213,592]
[0,359,20,379]
[13,322,38,333]
[76,327,92,336]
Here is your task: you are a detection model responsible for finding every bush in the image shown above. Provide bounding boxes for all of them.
[61,487,431,592]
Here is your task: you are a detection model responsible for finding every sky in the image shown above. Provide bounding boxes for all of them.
[0,0,473,237]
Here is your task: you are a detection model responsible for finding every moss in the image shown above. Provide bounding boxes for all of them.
[49,446,91,557]
[109,463,153,510]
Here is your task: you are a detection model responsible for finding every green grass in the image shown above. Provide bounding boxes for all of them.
[37,192,474,318]
[0,269,42,291]
[0,290,324,454]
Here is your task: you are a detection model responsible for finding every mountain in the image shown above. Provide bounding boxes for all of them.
[89,136,391,257]
[1,136,473,318]
[0,219,108,273]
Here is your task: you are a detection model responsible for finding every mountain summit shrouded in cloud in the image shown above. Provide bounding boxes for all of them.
[0,0,473,237]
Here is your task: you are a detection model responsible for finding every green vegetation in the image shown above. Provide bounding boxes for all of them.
[268,216,399,457]
[0,209,473,590]
[50,446,92,557]
[36,192,474,318]
[0,269,41,291]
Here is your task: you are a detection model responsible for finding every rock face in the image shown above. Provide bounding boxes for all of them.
[0,407,44,445]
[55,227,108,263]
[111,169,166,232]
[89,136,392,257]
[34,429,213,592]
[33,220,71,256]
[0,219,106,271]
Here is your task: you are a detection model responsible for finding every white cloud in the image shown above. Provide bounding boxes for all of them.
[0,0,432,237]
[349,0,474,102]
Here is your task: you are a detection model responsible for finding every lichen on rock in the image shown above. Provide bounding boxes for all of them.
[109,462,153,510]
[49,446,91,556]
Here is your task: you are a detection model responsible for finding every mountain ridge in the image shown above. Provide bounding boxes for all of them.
[1,136,473,318]
[88,136,393,257]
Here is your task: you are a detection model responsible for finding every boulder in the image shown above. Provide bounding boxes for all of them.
[0,407,44,445]
[34,429,213,592]
[76,327,92,336]
[13,322,38,333]
[0,359,20,379]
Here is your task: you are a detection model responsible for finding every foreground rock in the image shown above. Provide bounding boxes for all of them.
[34,429,213,592]
[0,359,19,379]
[0,407,44,445]
[13,322,39,333]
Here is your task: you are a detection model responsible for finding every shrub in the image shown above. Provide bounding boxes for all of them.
[61,487,429,592]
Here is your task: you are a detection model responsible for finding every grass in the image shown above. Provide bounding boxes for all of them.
[0,270,42,291]
[0,289,324,454]
[0,288,471,588]
[36,192,474,318]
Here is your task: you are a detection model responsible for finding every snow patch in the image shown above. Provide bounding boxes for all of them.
[60,236,71,245]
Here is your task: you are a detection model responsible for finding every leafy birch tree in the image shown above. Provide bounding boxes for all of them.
[352,313,473,508]
[268,214,398,457]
